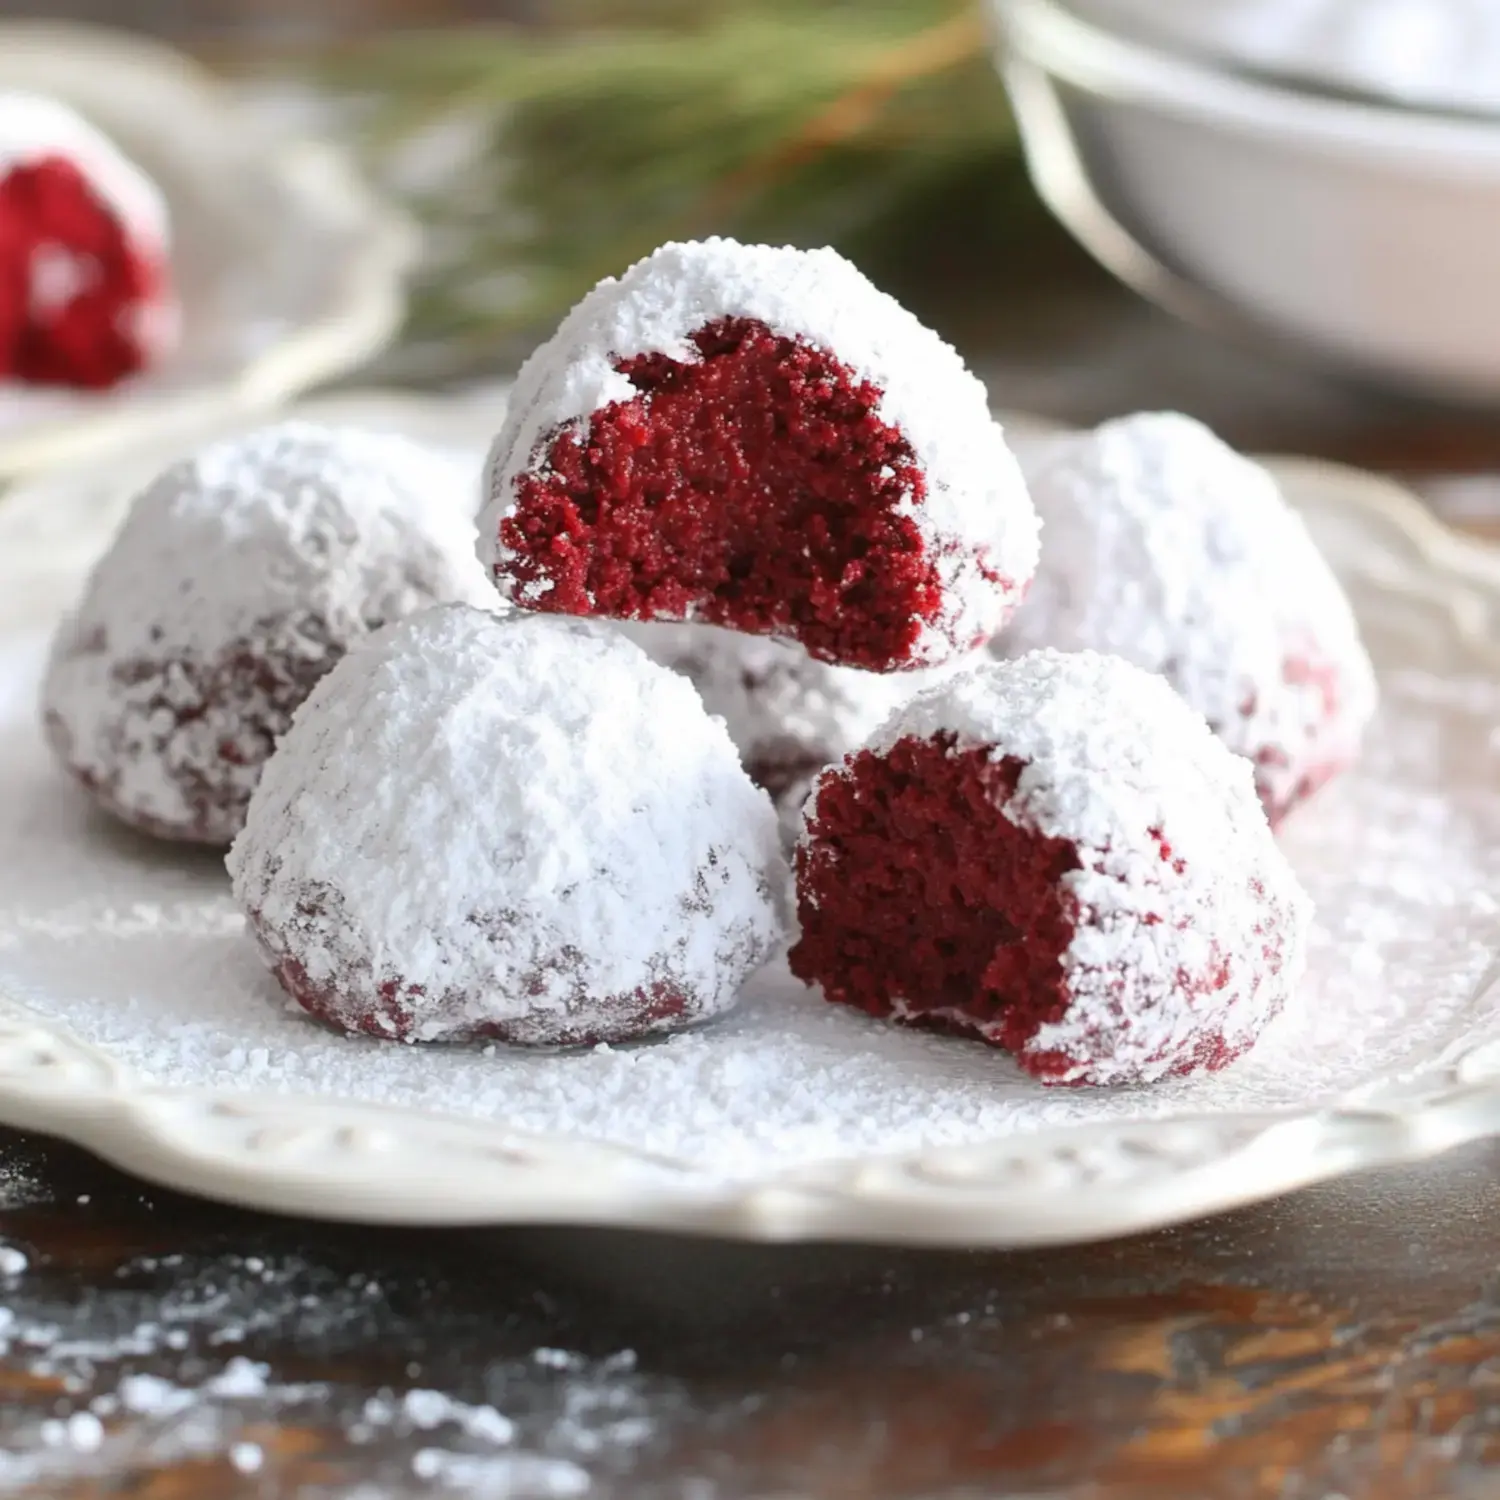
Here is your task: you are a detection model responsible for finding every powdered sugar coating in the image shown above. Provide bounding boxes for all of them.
[997,413,1377,821]
[614,619,960,795]
[823,650,1312,1085]
[480,238,1039,665]
[228,605,785,1046]
[1075,0,1500,117]
[42,423,491,844]
[0,90,176,363]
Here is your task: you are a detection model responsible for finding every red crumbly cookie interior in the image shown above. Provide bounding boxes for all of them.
[789,736,1243,1084]
[0,155,163,389]
[790,737,1082,1069]
[254,898,692,1049]
[501,317,954,671]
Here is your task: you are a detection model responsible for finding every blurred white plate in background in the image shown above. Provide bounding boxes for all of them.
[0,23,414,479]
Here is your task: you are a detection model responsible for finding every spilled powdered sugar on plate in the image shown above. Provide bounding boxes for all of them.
[0,597,1497,1181]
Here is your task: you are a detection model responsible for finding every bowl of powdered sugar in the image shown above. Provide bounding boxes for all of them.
[992,0,1500,401]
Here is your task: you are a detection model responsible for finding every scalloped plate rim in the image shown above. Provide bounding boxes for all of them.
[0,390,1496,1245]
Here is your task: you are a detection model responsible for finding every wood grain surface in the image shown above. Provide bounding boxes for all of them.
[1,3,1499,1497]
[5,1125,1500,1498]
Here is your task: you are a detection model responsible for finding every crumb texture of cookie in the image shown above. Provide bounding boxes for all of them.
[228,605,785,1047]
[481,238,1038,672]
[998,412,1377,822]
[790,650,1311,1087]
[0,91,178,387]
[42,422,490,845]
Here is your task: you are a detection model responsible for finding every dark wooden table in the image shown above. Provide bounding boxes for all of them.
[6,1127,1500,1498]
[3,4,1500,1497]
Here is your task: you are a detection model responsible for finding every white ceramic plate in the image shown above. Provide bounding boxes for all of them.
[0,392,1496,1247]
[0,23,413,480]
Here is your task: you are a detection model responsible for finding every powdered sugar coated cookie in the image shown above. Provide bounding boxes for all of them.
[229,605,785,1047]
[997,412,1377,822]
[480,238,1038,672]
[615,619,961,802]
[42,422,490,844]
[791,650,1311,1086]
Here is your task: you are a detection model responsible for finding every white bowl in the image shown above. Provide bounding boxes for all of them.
[994,0,1500,402]
[0,23,415,479]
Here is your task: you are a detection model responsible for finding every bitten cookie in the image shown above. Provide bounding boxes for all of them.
[790,650,1311,1086]
[0,91,177,387]
[480,238,1038,672]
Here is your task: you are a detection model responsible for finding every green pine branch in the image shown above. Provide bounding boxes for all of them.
[310,0,1040,378]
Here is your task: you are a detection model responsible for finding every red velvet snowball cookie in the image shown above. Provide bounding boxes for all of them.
[998,413,1377,824]
[0,93,177,388]
[42,423,492,845]
[789,651,1312,1087]
[480,239,1040,673]
[228,605,785,1048]
[616,620,956,803]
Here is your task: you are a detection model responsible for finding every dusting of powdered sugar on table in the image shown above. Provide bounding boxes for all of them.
[0,1237,661,1497]
[1,604,1497,1179]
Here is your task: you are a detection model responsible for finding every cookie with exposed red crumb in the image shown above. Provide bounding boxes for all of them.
[997,413,1377,824]
[227,605,784,1047]
[789,650,1311,1087]
[0,92,178,388]
[42,422,491,845]
[480,238,1039,673]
